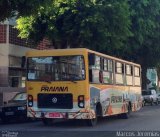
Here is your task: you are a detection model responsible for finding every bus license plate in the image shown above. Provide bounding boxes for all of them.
[49,112,61,118]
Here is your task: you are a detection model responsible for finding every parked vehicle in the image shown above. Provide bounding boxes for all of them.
[0,92,27,123]
[142,89,158,106]
[24,48,142,126]
[157,92,160,103]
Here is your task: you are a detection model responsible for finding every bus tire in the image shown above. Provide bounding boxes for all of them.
[86,109,98,126]
[86,116,97,127]
[42,118,54,126]
[120,103,131,119]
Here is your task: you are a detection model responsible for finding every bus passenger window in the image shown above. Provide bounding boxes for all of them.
[135,67,140,77]
[126,64,133,86]
[134,66,141,86]
[89,56,101,83]
[115,62,124,85]
[103,59,113,84]
[89,69,93,82]
[99,70,103,83]
[116,62,122,73]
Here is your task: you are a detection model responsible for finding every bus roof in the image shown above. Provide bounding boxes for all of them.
[26,48,140,67]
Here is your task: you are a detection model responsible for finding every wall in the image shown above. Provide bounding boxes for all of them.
[0,25,6,43]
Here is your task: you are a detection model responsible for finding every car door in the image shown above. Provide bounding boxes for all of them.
[158,94,160,102]
[151,90,157,102]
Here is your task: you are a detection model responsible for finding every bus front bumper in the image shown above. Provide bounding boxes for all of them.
[27,109,96,119]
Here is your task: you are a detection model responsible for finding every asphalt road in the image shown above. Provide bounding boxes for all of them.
[0,105,160,137]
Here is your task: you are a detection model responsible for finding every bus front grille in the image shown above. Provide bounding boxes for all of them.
[37,94,73,109]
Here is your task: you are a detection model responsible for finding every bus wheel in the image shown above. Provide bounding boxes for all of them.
[120,104,131,119]
[42,118,54,126]
[86,111,97,126]
[86,117,97,127]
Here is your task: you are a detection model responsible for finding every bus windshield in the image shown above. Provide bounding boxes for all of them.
[27,55,85,81]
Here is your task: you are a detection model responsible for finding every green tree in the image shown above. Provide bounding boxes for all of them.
[0,0,50,21]
[123,0,160,89]
[16,0,132,49]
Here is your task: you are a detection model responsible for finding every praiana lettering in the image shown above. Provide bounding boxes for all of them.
[41,86,68,92]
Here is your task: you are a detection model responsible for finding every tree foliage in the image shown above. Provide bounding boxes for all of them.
[16,0,132,49]
[0,0,50,21]
[123,0,160,64]
[125,0,160,88]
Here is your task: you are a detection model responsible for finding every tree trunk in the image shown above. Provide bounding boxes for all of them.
[141,66,147,90]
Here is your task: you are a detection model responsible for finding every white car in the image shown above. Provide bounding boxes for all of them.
[142,89,159,106]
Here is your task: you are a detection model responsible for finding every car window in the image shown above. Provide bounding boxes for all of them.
[13,93,27,101]
[142,91,151,95]
[151,90,156,95]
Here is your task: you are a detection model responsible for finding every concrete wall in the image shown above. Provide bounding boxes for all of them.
[0,43,9,66]
[0,43,9,86]
[9,44,33,57]
[0,43,33,86]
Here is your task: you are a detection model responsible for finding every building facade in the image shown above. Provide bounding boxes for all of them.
[0,19,52,103]
[0,20,35,89]
[0,20,33,103]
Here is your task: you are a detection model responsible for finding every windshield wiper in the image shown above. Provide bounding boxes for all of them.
[62,77,77,83]
[70,80,77,83]
[40,75,52,83]
[70,77,79,83]
[44,80,52,83]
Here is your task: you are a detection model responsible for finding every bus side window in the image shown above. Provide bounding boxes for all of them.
[88,53,95,66]
[125,64,133,86]
[99,70,103,83]
[134,66,141,86]
[89,55,101,83]
[99,57,104,83]
[89,69,93,82]
[103,59,113,84]
[115,62,124,85]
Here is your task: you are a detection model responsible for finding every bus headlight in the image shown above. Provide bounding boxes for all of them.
[78,95,85,108]
[28,95,33,107]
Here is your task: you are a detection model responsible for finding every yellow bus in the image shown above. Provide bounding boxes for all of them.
[24,48,142,126]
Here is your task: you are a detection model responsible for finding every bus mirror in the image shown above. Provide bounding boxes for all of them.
[21,56,26,68]
[88,53,95,66]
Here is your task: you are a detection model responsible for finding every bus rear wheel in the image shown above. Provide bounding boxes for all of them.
[119,104,131,119]
[86,110,97,126]
[86,117,97,127]
[42,118,54,126]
